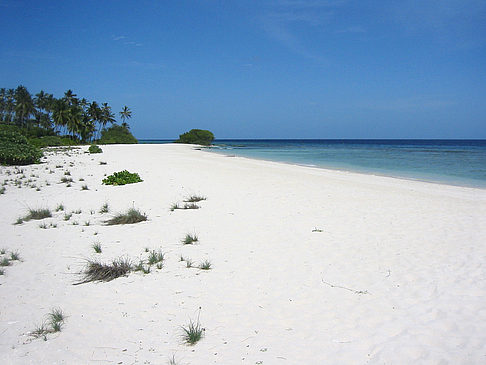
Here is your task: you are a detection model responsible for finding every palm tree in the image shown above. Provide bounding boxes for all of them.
[14,85,35,128]
[99,103,116,131]
[119,106,132,128]
[51,98,70,134]
[64,89,78,106]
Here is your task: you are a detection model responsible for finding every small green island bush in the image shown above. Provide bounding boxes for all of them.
[102,170,143,185]
[0,129,43,165]
[175,129,214,146]
[98,125,138,144]
[88,144,103,153]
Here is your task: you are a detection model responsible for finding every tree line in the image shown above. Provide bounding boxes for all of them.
[0,85,132,142]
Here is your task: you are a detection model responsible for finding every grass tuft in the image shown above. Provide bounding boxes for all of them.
[184,195,206,203]
[148,250,165,265]
[81,184,89,191]
[48,308,65,332]
[105,208,147,225]
[99,203,109,213]
[183,203,200,210]
[10,251,20,261]
[56,204,64,212]
[199,260,212,270]
[24,208,52,221]
[75,257,133,284]
[182,233,198,245]
[92,242,102,253]
[181,318,204,345]
[0,257,11,266]
[64,213,72,221]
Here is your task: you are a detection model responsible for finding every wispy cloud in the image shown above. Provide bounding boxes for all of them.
[259,0,340,61]
[112,35,142,47]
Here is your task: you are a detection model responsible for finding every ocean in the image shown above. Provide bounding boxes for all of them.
[140,139,486,189]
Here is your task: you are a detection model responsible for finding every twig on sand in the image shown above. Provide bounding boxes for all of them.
[321,278,370,295]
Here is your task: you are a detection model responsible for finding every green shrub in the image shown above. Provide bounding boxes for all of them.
[105,208,147,225]
[175,129,214,146]
[98,125,138,144]
[0,130,43,165]
[102,170,143,185]
[88,144,103,153]
[29,135,78,148]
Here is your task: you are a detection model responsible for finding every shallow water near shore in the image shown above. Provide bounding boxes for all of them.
[141,139,486,188]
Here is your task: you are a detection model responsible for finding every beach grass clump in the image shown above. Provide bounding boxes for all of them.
[183,203,200,210]
[81,184,89,190]
[48,308,65,332]
[184,195,206,203]
[10,251,20,261]
[102,170,143,186]
[182,233,198,245]
[0,186,5,194]
[92,242,102,253]
[105,208,147,225]
[30,308,66,339]
[147,250,165,265]
[56,203,65,212]
[88,144,103,154]
[20,208,52,223]
[75,257,133,284]
[64,213,72,221]
[99,202,109,213]
[199,260,212,270]
[181,319,204,345]
[0,257,11,266]
[170,203,180,211]
[60,176,73,184]
[185,259,194,268]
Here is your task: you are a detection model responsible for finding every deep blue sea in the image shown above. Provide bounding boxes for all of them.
[140,139,486,188]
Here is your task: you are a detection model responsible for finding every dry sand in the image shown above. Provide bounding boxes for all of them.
[1,143,485,364]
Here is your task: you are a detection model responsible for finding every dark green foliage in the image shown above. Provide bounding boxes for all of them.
[29,135,78,148]
[98,124,138,144]
[105,208,147,225]
[102,170,143,185]
[88,144,102,153]
[0,129,43,165]
[175,129,214,146]
[75,257,133,284]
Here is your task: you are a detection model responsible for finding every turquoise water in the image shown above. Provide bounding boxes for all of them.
[140,139,486,188]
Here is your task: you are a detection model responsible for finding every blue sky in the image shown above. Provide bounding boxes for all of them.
[1,0,485,139]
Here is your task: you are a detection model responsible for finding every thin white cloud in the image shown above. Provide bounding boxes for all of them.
[259,0,340,61]
[112,35,127,41]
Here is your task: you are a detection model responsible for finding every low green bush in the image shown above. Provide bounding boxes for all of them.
[102,170,143,185]
[175,129,214,146]
[0,130,43,165]
[88,144,103,153]
[98,125,138,144]
[29,135,78,148]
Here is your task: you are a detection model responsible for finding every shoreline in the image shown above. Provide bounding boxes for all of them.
[1,143,485,364]
[203,146,486,193]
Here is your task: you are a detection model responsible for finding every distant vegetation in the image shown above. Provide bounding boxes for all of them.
[175,129,214,146]
[0,85,137,165]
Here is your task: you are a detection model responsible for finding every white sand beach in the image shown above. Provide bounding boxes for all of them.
[1,143,486,364]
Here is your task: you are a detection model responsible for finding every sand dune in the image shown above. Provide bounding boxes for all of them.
[1,144,485,364]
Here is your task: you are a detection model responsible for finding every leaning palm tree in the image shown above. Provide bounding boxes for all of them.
[119,106,132,128]
[100,103,116,131]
